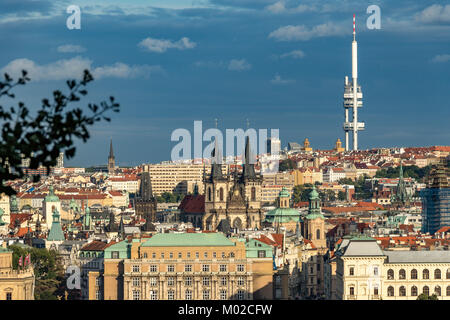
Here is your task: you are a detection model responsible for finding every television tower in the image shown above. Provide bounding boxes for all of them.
[343,14,364,151]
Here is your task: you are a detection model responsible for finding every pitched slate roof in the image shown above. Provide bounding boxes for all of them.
[384,250,450,263]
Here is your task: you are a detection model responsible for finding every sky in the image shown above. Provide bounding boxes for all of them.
[0,0,449,167]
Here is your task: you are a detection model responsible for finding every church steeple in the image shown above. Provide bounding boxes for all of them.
[108,139,116,174]
[241,136,256,180]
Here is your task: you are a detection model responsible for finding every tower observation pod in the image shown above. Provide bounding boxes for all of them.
[343,14,365,151]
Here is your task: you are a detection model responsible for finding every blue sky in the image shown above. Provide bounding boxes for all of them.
[1,0,449,167]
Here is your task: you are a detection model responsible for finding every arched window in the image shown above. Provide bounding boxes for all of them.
[387,286,394,297]
[208,187,211,201]
[399,286,406,297]
[387,269,394,280]
[251,187,256,201]
[423,269,429,279]
[411,286,418,296]
[219,188,224,201]
[447,268,450,279]
[399,269,406,280]
[435,286,441,296]
[447,286,450,296]
[316,229,321,239]
[435,269,441,279]
[423,286,429,296]
[411,269,417,279]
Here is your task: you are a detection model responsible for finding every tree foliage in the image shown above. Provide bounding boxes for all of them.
[0,69,120,195]
[374,165,433,181]
[279,158,296,172]
[156,192,183,203]
[9,245,65,300]
[417,293,438,300]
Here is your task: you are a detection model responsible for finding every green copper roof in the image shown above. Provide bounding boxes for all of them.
[47,209,65,241]
[279,187,290,198]
[304,213,324,220]
[309,185,319,200]
[265,208,302,223]
[44,186,60,202]
[141,233,235,247]
[245,239,272,258]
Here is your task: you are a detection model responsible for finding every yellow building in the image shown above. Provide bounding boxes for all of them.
[0,246,35,300]
[303,138,312,152]
[334,139,345,153]
[290,167,323,186]
[89,233,273,300]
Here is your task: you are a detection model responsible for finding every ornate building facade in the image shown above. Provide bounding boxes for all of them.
[202,138,263,231]
[135,165,157,228]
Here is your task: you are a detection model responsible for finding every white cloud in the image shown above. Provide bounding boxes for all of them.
[265,1,286,13]
[228,59,252,71]
[265,1,314,14]
[194,60,226,68]
[431,54,450,63]
[1,56,162,81]
[271,73,294,84]
[280,49,305,59]
[138,37,196,53]
[268,22,346,41]
[57,44,86,53]
[416,4,450,24]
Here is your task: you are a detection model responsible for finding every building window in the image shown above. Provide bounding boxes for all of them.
[204,252,208,258]
[95,290,101,300]
[411,286,418,296]
[150,265,157,273]
[167,265,175,273]
[387,269,394,280]
[237,264,245,272]
[111,251,119,259]
[167,290,175,300]
[132,290,140,300]
[446,286,450,296]
[411,269,418,279]
[150,277,157,286]
[196,252,199,259]
[220,277,227,286]
[373,287,379,296]
[423,286,429,296]
[208,187,211,201]
[185,277,192,286]
[185,264,192,272]
[373,266,378,276]
[220,289,227,300]
[251,187,256,201]
[178,252,182,259]
[349,267,354,276]
[203,290,210,300]
[187,252,191,259]
[388,286,394,297]
[435,286,441,296]
[6,292,12,300]
[169,252,173,259]
[257,250,266,258]
[132,265,140,273]
[220,188,224,201]
[219,264,227,272]
[237,276,245,286]
[202,265,210,272]
[185,290,192,300]
[202,277,210,286]
[167,277,175,287]
[423,269,430,279]
[150,290,158,300]
[152,253,156,259]
[399,286,406,297]
[213,252,217,258]
[316,229,321,239]
[349,287,355,296]
[447,268,450,279]
[399,269,406,280]
[143,253,147,259]
[132,277,140,287]
[237,289,245,300]
[161,253,164,259]
[435,269,441,279]
[95,277,101,286]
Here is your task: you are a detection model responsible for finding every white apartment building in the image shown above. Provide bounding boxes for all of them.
[335,236,450,300]
[323,167,346,183]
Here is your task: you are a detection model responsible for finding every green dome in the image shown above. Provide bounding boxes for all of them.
[279,187,290,198]
[44,186,60,202]
[309,185,319,200]
[264,208,302,223]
